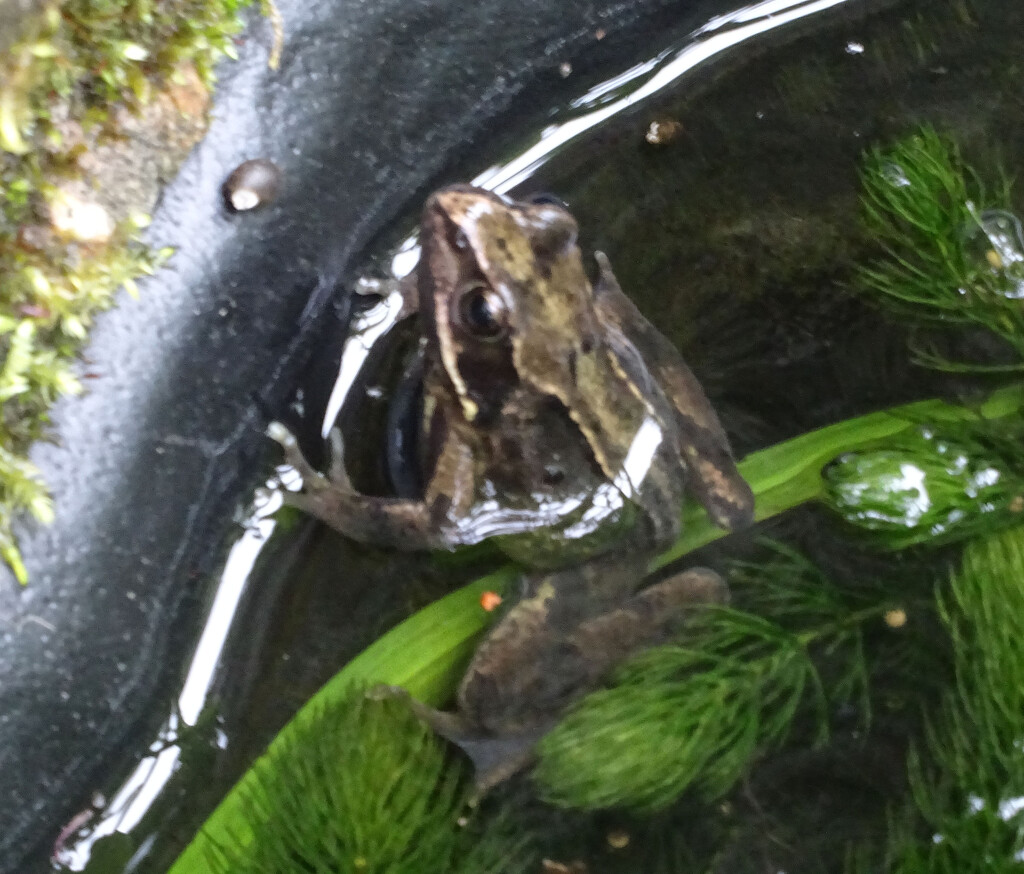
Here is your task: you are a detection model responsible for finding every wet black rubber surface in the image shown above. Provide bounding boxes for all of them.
[0,0,700,868]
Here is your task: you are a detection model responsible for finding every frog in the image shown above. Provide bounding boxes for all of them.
[270,185,754,789]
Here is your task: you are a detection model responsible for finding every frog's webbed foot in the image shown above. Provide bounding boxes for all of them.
[450,729,548,800]
[267,421,353,496]
[376,685,547,799]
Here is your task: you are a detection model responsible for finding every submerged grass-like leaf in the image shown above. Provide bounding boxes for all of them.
[207,685,528,874]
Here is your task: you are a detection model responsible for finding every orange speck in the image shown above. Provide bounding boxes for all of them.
[480,591,503,612]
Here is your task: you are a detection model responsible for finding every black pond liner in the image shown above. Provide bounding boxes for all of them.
[0,0,738,869]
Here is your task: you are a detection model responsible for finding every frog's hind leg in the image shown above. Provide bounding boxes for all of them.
[592,252,754,531]
[567,565,729,681]
[439,725,550,800]
[375,684,547,799]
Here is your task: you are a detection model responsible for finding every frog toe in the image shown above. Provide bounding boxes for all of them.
[326,427,354,488]
[398,692,548,795]
[267,421,323,485]
[455,730,548,798]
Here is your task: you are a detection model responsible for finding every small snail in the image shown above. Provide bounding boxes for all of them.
[222,159,282,212]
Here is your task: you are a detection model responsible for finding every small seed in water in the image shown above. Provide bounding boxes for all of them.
[884,608,908,629]
[606,828,631,849]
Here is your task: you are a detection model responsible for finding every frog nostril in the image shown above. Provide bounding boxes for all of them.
[543,465,566,486]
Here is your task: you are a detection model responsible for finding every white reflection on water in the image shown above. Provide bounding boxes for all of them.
[321,289,406,439]
[56,477,293,870]
[391,0,852,277]
[473,0,852,194]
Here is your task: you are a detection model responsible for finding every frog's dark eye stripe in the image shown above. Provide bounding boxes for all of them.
[456,283,508,340]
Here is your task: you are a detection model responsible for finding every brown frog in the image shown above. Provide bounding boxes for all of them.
[271,185,754,788]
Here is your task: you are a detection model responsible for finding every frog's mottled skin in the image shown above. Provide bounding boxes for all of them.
[277,186,752,557]
[273,185,754,790]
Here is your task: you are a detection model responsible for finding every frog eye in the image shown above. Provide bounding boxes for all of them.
[457,283,508,340]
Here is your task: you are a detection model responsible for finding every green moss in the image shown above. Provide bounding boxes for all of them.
[0,0,254,582]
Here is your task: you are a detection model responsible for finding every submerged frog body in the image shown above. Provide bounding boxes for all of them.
[272,185,754,788]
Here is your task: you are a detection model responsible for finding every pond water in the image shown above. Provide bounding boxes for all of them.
[53,0,1024,870]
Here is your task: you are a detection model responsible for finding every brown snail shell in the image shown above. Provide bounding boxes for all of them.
[222,159,282,212]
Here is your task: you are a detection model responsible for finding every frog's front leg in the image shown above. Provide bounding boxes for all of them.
[268,421,469,550]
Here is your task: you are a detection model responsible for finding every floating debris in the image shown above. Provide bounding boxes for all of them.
[479,591,503,612]
[606,828,630,849]
[644,118,683,146]
[884,608,908,629]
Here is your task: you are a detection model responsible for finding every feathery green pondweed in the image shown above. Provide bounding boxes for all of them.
[824,420,1024,550]
[206,686,528,874]
[533,545,894,812]
[856,127,1024,369]
[843,527,1024,874]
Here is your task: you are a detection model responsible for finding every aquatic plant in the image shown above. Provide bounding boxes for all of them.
[845,528,1024,873]
[170,384,1024,871]
[206,686,528,874]
[824,422,1024,550]
[168,571,514,873]
[532,545,886,812]
[856,127,1024,368]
